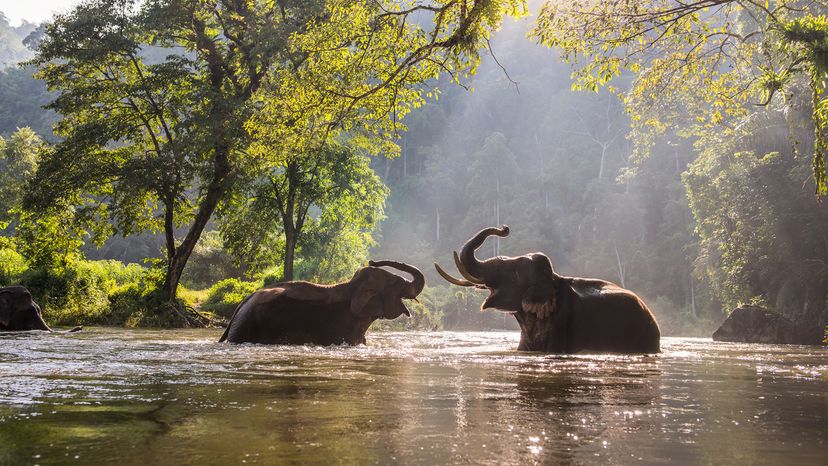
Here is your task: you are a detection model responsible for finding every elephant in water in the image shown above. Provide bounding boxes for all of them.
[219,260,425,345]
[0,286,82,333]
[435,226,660,354]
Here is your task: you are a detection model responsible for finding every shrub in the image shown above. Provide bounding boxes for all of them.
[201,278,261,318]
[180,231,248,289]
[434,286,518,331]
[370,286,446,332]
[177,285,209,308]
[17,259,157,326]
[1,253,232,327]
[20,266,110,325]
[78,259,146,289]
[108,284,190,327]
[647,295,718,337]
[259,265,284,288]
[0,247,27,286]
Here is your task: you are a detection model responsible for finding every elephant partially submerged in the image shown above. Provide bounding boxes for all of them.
[220,260,425,345]
[0,286,82,333]
[435,226,660,354]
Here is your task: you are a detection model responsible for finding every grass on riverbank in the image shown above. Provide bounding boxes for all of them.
[0,254,450,329]
[0,251,229,327]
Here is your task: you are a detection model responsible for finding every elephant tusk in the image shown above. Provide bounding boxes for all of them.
[434,263,478,287]
[453,251,483,284]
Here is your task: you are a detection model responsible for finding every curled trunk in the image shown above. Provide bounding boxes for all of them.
[459,226,509,281]
[369,260,425,298]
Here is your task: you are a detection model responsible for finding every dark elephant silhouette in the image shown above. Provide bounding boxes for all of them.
[220,260,425,345]
[435,226,659,353]
[0,286,81,333]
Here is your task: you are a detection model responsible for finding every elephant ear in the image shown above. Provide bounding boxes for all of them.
[0,292,10,327]
[521,255,558,320]
[350,269,387,317]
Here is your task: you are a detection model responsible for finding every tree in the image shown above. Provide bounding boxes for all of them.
[533,1,828,194]
[0,128,94,271]
[464,132,519,256]
[28,0,525,308]
[0,127,41,227]
[369,13,725,333]
[684,108,828,330]
[0,67,55,137]
[219,143,387,283]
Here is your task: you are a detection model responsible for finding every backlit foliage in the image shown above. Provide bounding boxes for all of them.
[27,0,526,301]
[533,0,828,194]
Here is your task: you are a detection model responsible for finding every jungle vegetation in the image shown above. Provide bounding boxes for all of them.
[0,1,825,337]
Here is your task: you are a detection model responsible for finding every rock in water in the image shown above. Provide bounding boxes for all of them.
[712,305,823,345]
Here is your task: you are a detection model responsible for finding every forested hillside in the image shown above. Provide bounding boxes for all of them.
[373,15,827,335]
[0,13,55,138]
[370,17,715,334]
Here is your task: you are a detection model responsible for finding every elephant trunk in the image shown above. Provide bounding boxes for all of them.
[369,260,425,298]
[459,225,510,281]
[33,304,53,332]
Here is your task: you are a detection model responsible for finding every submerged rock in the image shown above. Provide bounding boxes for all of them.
[712,305,823,345]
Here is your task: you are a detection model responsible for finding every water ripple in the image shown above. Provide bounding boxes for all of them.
[1,329,826,465]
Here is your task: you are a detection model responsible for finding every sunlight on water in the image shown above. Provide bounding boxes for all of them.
[1,330,826,464]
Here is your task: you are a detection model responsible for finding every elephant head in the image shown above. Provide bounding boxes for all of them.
[435,225,559,317]
[349,260,425,319]
[0,286,53,332]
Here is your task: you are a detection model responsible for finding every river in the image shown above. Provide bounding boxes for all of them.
[1,330,826,465]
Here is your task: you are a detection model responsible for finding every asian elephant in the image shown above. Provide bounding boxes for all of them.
[0,286,81,333]
[219,260,425,345]
[435,226,660,354]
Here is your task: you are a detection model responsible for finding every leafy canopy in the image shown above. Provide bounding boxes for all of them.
[0,128,95,271]
[27,0,526,301]
[247,0,528,161]
[533,0,828,194]
[219,143,387,283]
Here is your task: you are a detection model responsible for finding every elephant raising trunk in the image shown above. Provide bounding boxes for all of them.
[434,225,511,288]
[458,225,510,282]
[435,226,660,354]
[369,260,425,299]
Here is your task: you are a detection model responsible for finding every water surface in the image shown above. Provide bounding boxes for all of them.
[1,330,826,464]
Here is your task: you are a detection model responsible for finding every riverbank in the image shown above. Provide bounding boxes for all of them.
[0,254,462,331]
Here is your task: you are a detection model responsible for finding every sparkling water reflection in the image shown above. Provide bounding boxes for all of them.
[1,330,826,464]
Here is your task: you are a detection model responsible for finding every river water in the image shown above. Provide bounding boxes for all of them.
[0,329,826,465]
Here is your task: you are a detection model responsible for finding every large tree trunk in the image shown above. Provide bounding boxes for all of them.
[283,225,296,282]
[161,148,230,303]
[163,198,176,265]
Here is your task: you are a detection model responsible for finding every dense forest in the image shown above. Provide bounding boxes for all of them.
[0,2,826,339]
